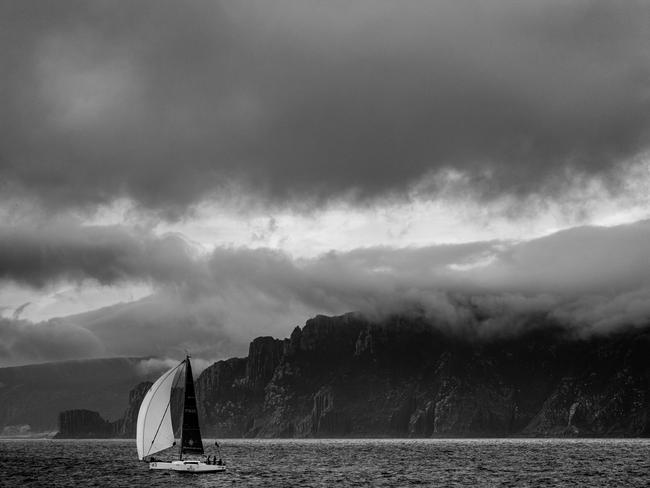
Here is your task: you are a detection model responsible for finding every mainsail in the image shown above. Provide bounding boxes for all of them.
[136,362,182,460]
[180,357,204,457]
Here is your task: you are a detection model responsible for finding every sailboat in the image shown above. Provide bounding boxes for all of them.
[136,355,226,473]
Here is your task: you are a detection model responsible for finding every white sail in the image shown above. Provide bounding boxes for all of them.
[136,363,181,460]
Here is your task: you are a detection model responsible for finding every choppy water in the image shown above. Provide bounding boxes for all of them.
[1,438,648,487]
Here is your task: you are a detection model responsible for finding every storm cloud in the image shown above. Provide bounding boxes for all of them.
[2,2,649,366]
[2,219,650,365]
[2,1,649,215]
[0,223,200,288]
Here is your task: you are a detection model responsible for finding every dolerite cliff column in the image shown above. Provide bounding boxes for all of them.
[246,337,285,391]
[112,382,152,437]
[56,409,112,438]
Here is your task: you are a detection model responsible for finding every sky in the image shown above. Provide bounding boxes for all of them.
[1,0,650,366]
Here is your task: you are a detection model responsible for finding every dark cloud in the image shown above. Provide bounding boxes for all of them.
[2,220,650,365]
[0,223,200,287]
[1,1,649,216]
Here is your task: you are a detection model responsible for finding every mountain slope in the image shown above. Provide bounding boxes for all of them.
[0,357,155,435]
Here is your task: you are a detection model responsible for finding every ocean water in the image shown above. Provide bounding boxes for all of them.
[1,438,648,487]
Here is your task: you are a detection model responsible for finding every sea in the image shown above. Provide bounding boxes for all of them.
[0,438,648,487]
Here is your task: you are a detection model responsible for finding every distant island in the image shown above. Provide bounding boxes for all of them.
[55,313,650,438]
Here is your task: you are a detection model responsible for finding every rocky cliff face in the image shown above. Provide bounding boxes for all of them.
[112,382,152,437]
[246,337,285,390]
[195,313,650,438]
[196,357,249,437]
[56,409,112,438]
[56,313,650,438]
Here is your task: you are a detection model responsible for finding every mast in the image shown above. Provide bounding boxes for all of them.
[179,355,204,460]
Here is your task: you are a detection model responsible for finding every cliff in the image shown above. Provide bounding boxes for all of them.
[111,382,152,437]
[196,313,650,438]
[56,409,113,438]
[56,313,650,438]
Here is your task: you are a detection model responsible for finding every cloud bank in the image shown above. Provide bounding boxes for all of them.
[2,220,650,365]
[2,1,649,216]
[0,224,198,288]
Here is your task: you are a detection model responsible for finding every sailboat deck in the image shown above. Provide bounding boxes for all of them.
[150,460,226,473]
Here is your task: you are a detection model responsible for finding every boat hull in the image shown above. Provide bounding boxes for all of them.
[150,460,226,473]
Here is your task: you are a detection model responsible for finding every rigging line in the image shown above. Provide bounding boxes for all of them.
[143,360,184,456]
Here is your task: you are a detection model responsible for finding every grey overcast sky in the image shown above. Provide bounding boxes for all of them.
[1,1,650,365]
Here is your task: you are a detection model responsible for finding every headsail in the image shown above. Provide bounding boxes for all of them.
[180,357,204,457]
[136,363,182,460]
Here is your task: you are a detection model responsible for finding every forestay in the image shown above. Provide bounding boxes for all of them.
[136,363,182,460]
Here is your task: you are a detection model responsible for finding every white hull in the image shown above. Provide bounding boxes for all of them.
[150,460,226,473]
